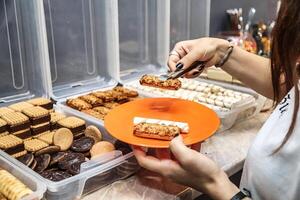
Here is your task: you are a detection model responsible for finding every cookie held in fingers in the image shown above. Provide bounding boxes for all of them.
[90,141,115,159]
[53,128,73,151]
[84,125,102,143]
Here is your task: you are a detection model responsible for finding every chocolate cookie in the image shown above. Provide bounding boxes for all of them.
[50,152,67,166]
[35,146,60,156]
[71,137,94,152]
[40,170,72,182]
[67,161,85,175]
[29,159,37,170]
[17,153,34,166]
[58,152,85,170]
[34,154,51,173]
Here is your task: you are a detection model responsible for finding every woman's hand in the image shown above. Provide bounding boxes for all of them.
[133,136,239,200]
[168,38,230,78]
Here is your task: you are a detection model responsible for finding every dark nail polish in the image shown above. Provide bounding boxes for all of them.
[175,63,184,69]
[192,71,200,76]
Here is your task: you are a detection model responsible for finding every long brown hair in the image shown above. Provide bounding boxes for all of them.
[271,0,300,153]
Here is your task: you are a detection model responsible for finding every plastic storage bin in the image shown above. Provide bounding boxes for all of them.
[170,0,210,49]
[0,153,47,200]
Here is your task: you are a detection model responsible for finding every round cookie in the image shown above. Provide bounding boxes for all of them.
[53,128,73,151]
[84,125,102,143]
[90,141,115,159]
[17,153,34,166]
[35,146,61,156]
[34,154,51,173]
[71,137,95,152]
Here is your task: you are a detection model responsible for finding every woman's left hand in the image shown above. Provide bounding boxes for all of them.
[133,136,239,200]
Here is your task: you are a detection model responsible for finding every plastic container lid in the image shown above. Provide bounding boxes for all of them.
[0,0,50,106]
[44,0,119,100]
[118,0,170,81]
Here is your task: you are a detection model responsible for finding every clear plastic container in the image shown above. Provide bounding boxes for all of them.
[0,153,47,200]
[170,0,210,49]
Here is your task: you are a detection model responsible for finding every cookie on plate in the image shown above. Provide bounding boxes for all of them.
[22,106,50,125]
[8,102,34,112]
[0,135,25,156]
[1,112,30,132]
[79,94,103,107]
[27,97,53,110]
[57,117,86,135]
[66,98,92,111]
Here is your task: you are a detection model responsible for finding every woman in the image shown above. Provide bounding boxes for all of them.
[133,0,300,199]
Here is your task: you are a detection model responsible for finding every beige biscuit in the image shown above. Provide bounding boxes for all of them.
[53,128,73,151]
[1,112,29,126]
[0,119,7,128]
[50,112,66,124]
[113,86,139,98]
[30,122,50,129]
[8,102,34,112]
[0,132,9,138]
[0,107,14,117]
[57,116,85,129]
[66,98,92,111]
[33,130,51,139]
[91,91,115,102]
[12,129,32,140]
[24,139,49,152]
[37,131,54,144]
[82,109,105,120]
[22,106,49,118]
[0,135,23,149]
[103,102,120,109]
[90,141,115,158]
[11,150,28,158]
[27,97,52,106]
[79,94,103,107]
[84,125,102,143]
[93,106,110,115]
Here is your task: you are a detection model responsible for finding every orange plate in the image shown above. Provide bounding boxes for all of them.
[104,98,220,148]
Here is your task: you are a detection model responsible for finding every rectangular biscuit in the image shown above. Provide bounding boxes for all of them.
[0,132,9,138]
[91,91,115,102]
[37,131,54,144]
[30,122,50,136]
[103,102,120,109]
[110,91,129,104]
[50,112,66,130]
[0,107,14,117]
[0,135,24,155]
[1,112,30,133]
[139,74,182,90]
[0,119,7,133]
[66,98,92,111]
[79,94,103,107]
[12,129,32,140]
[113,86,139,98]
[24,139,49,152]
[27,97,53,110]
[22,106,50,125]
[8,102,34,112]
[82,109,105,120]
[57,116,86,134]
[93,106,110,115]
[11,150,28,158]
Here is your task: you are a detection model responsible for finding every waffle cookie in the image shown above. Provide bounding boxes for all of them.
[66,98,92,111]
[27,97,53,110]
[37,131,54,144]
[50,112,66,130]
[8,102,34,112]
[133,117,189,141]
[0,169,33,200]
[79,94,103,107]
[1,112,30,133]
[30,122,50,136]
[91,91,115,102]
[0,135,24,156]
[93,106,110,115]
[0,107,14,117]
[12,129,32,140]
[0,119,7,133]
[24,139,49,152]
[139,74,182,90]
[12,150,27,158]
[22,106,50,125]
[113,86,139,98]
[82,110,105,120]
[57,117,86,135]
[0,132,9,138]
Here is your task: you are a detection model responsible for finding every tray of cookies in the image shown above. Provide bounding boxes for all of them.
[0,99,140,200]
[124,75,266,132]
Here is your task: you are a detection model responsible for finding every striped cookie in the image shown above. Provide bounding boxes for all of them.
[0,107,14,117]
[0,132,9,138]
[0,135,24,156]
[8,102,33,112]
[24,139,49,152]
[57,117,86,135]
[27,97,53,110]
[31,122,50,136]
[12,150,28,158]
[37,131,54,144]
[0,119,7,133]
[79,94,103,107]
[22,106,50,125]
[12,129,32,140]
[1,112,30,133]
[50,112,66,130]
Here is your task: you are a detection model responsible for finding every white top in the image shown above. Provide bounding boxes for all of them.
[240,87,300,200]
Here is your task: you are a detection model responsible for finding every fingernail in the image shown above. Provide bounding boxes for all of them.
[192,71,200,76]
[175,63,184,70]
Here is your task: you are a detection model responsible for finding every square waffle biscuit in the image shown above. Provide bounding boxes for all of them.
[0,119,7,133]
[66,98,92,111]
[8,102,34,112]
[0,135,24,155]
[0,107,14,117]
[24,139,49,152]
[82,109,105,120]
[37,131,54,144]
[22,106,50,125]
[57,116,86,134]
[12,129,32,140]
[1,112,30,132]
[50,112,66,130]
[79,94,103,107]
[0,132,9,138]
[30,122,50,136]
[0,169,32,199]
[12,150,27,158]
[27,97,53,110]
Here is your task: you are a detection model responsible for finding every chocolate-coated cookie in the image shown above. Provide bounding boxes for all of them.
[67,161,85,175]
[71,137,94,152]
[30,159,37,170]
[50,152,68,166]
[40,170,72,182]
[17,153,34,166]
[34,154,51,173]
[35,145,60,156]
[58,152,85,170]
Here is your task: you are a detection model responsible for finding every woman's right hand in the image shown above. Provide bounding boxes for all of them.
[168,37,230,78]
